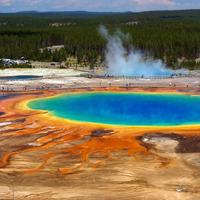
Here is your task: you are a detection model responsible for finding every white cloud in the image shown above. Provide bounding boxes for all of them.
[0,0,12,6]
[133,0,174,6]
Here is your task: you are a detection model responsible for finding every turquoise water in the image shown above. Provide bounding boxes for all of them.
[28,92,200,126]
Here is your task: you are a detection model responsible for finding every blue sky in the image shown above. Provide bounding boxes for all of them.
[0,0,199,12]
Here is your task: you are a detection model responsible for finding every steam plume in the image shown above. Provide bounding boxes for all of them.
[99,25,185,77]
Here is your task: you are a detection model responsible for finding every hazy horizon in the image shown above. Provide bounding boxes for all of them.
[0,0,199,13]
[0,8,200,14]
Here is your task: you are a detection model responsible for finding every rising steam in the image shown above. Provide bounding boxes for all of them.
[99,26,185,77]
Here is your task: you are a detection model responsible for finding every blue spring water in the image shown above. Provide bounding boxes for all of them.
[28,92,200,126]
[0,75,42,81]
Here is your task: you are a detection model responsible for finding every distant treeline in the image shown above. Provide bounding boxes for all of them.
[1,10,200,69]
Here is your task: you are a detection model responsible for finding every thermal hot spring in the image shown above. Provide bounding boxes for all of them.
[28,92,200,126]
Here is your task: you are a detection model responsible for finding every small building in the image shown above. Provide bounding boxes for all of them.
[1,58,29,67]
[40,45,65,53]
[49,22,76,27]
[125,21,139,26]
[30,61,66,68]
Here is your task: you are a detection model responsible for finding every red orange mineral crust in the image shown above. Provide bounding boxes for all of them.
[0,87,200,174]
